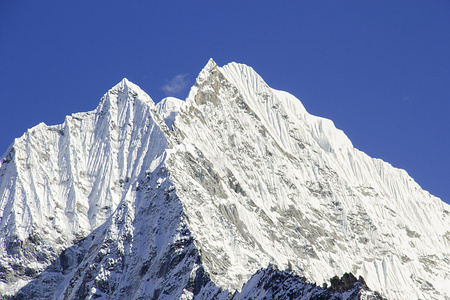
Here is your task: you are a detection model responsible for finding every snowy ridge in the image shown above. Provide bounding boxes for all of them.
[0,60,449,299]
[220,62,353,153]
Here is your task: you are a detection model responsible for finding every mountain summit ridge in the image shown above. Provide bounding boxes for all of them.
[0,60,449,299]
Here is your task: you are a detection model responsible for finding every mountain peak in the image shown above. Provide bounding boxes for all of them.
[196,58,219,84]
[101,78,155,110]
[205,58,218,69]
[111,77,140,93]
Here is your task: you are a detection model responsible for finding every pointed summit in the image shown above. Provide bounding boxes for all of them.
[105,78,154,108]
[111,77,139,93]
[196,58,219,84]
[205,58,218,70]
[119,77,135,89]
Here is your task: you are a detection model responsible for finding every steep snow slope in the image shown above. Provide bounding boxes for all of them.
[0,59,449,300]
[167,59,450,299]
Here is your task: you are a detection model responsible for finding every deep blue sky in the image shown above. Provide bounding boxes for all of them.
[1,1,449,204]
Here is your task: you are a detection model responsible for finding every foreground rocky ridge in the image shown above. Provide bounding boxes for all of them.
[0,59,449,299]
[232,265,385,300]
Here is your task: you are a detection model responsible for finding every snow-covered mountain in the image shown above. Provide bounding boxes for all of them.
[0,59,449,299]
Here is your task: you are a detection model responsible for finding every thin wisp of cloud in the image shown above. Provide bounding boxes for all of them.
[161,74,189,97]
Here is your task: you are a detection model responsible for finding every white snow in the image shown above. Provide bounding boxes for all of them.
[156,97,184,130]
[0,59,449,300]
[168,59,450,299]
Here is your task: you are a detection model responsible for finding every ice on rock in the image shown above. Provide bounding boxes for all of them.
[0,60,449,300]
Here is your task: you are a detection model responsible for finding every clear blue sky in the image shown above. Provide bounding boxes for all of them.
[1,1,449,204]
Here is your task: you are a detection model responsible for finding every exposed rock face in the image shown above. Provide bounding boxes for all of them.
[233,265,385,300]
[1,60,449,299]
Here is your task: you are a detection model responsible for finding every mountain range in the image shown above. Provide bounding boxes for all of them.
[0,59,449,299]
